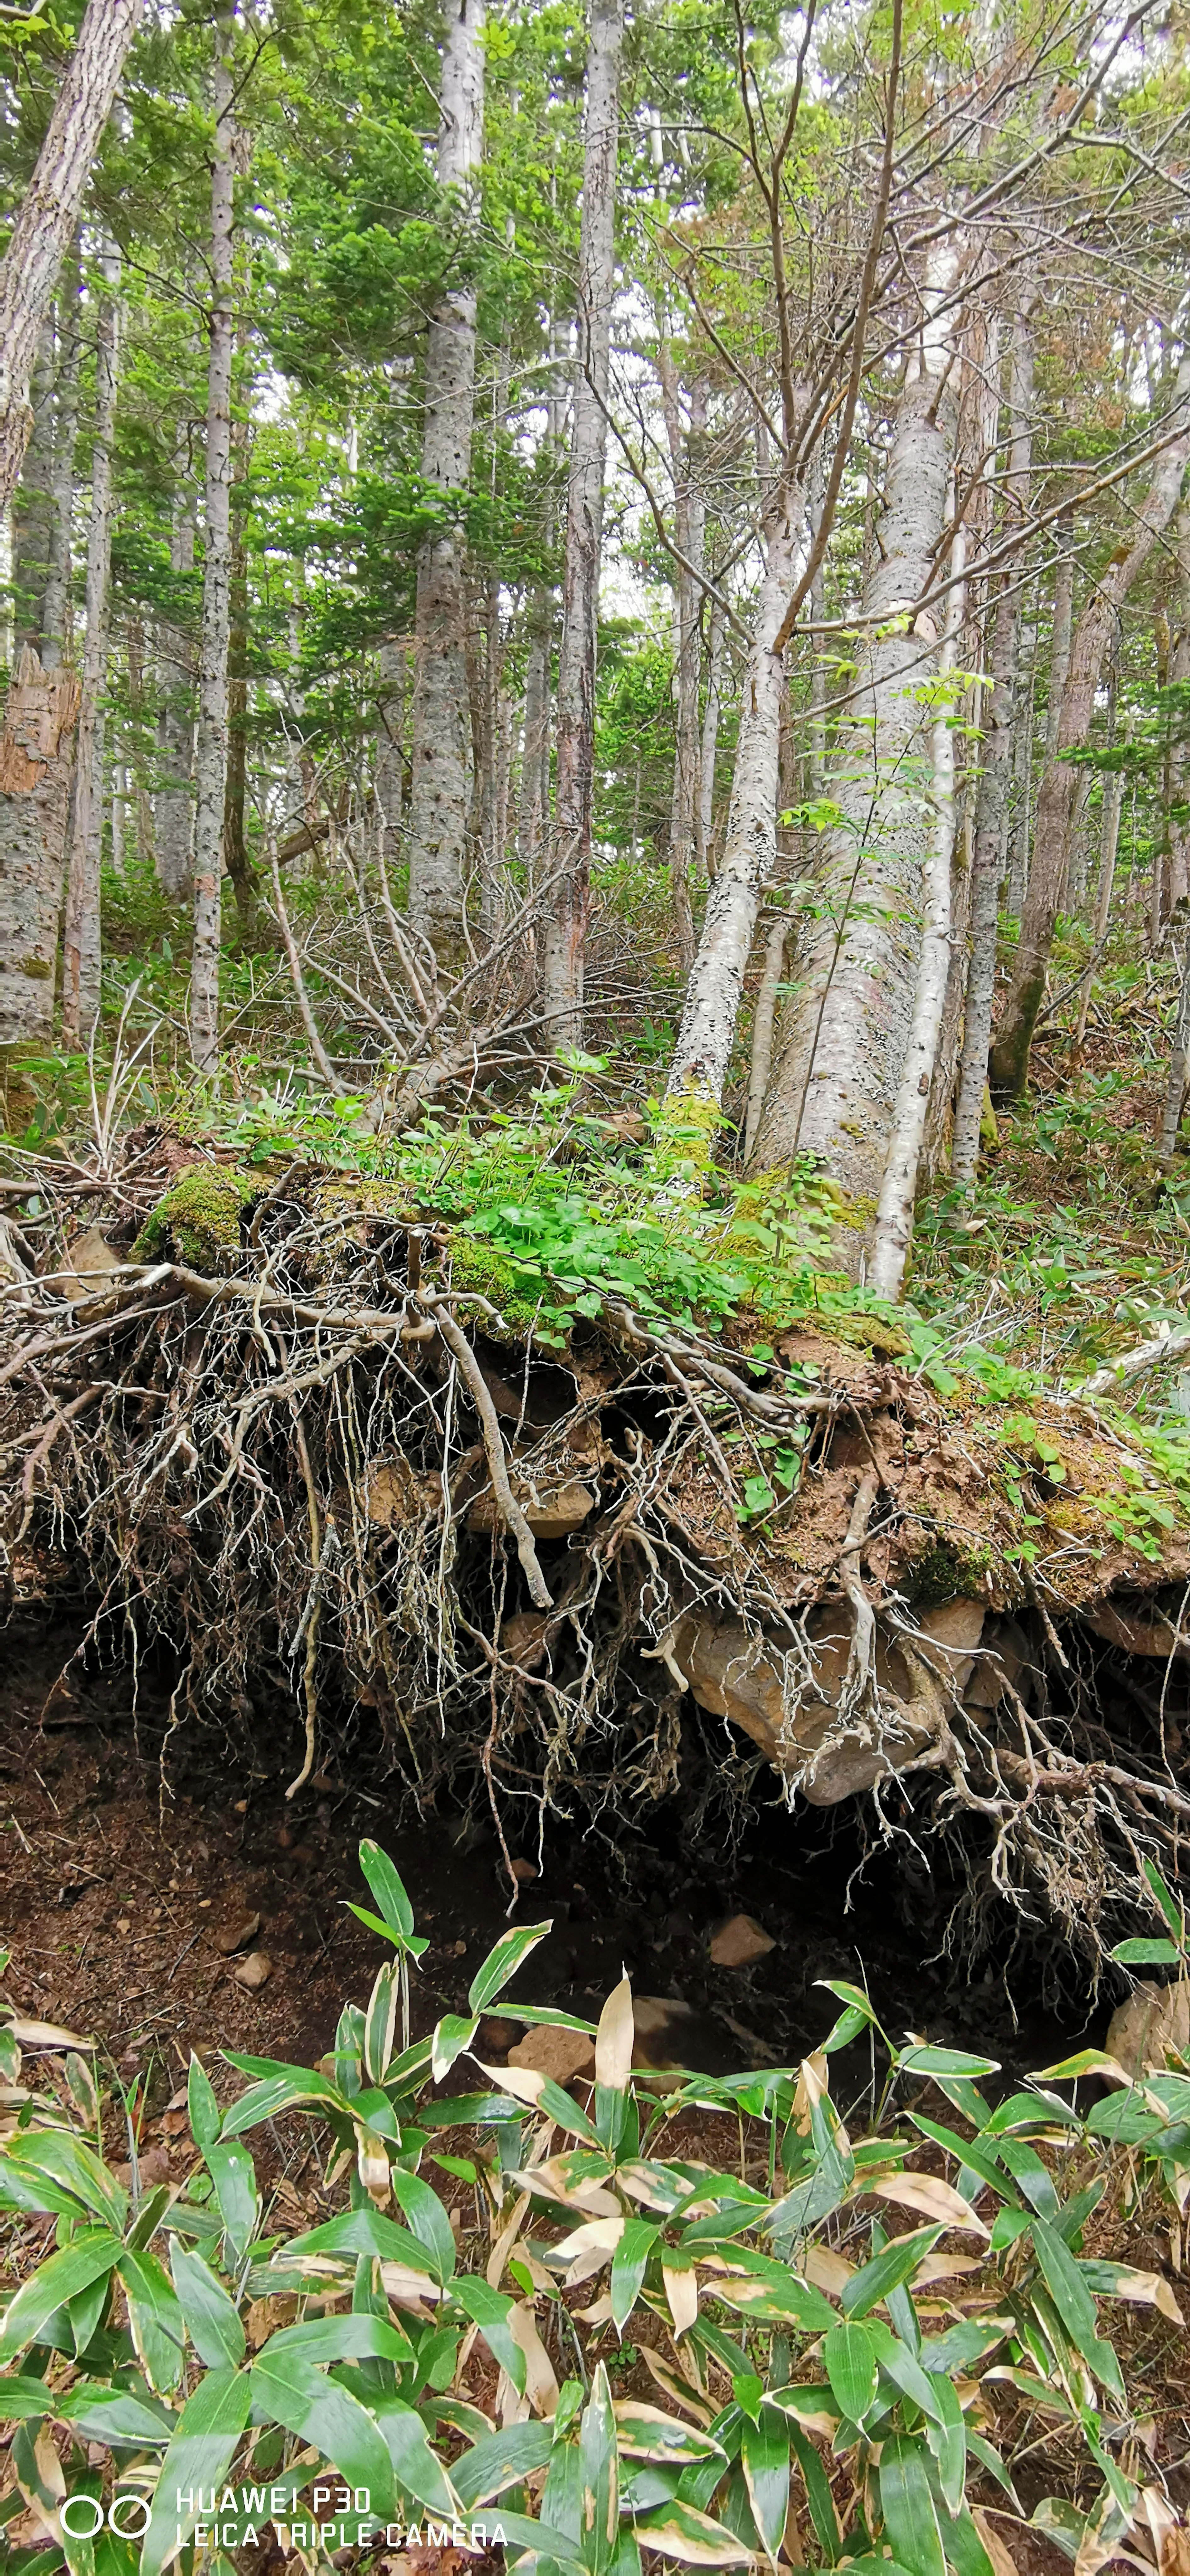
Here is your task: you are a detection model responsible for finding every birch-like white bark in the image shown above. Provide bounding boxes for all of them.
[952,294,1034,1188]
[0,0,142,514]
[750,256,959,1209]
[698,593,724,871]
[870,520,965,1298]
[743,914,789,1165]
[189,11,236,1073]
[542,0,625,1043]
[155,486,195,900]
[62,248,120,1045]
[406,0,484,969]
[665,471,805,1110]
[992,353,1190,1095]
[659,354,705,974]
[1074,734,1126,1053]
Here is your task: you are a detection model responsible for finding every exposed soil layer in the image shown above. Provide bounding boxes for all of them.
[2,1606,1105,2122]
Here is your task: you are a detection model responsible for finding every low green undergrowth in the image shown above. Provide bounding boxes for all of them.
[2,1846,1188,2576]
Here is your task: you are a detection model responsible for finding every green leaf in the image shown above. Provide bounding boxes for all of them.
[741,2411,789,2566]
[188,2052,221,2149]
[365,1960,402,2084]
[141,2366,251,2576]
[896,2048,999,2079]
[388,2170,457,2282]
[633,2500,758,2564]
[117,2246,185,2394]
[169,2243,245,2370]
[0,2229,120,2361]
[249,2346,397,2516]
[580,2362,619,2576]
[614,2407,723,2464]
[1030,2219,1122,2396]
[453,2276,525,2392]
[842,2226,944,2320]
[432,2014,479,2081]
[612,2220,657,2332]
[358,1840,416,1940]
[0,2135,126,2233]
[372,2394,462,2514]
[218,2070,345,2139]
[823,2321,878,2423]
[205,2141,260,2268]
[923,2373,966,2516]
[878,2432,948,2576]
[265,2313,415,2366]
[1109,1939,1182,1966]
[468,1922,552,2012]
[284,2206,439,2284]
[788,2425,842,2561]
[452,2421,555,2508]
[55,2384,176,2445]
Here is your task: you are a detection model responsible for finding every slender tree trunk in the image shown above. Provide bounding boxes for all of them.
[664,471,805,1113]
[62,249,120,1046]
[1073,724,1127,1053]
[189,11,237,1074]
[155,484,195,899]
[1044,522,1074,761]
[659,354,705,975]
[12,322,55,655]
[1168,507,1190,912]
[375,636,407,875]
[0,653,81,1044]
[477,570,505,940]
[517,583,551,889]
[1159,943,1190,1167]
[871,519,965,1296]
[41,250,81,669]
[542,0,625,1043]
[221,405,257,946]
[743,914,788,1165]
[0,0,142,514]
[749,269,960,1218]
[698,594,724,873]
[1007,585,1037,913]
[405,0,484,970]
[991,353,1190,1095]
[952,295,1034,1188]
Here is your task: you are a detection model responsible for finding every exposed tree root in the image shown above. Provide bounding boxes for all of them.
[2,1133,1189,1984]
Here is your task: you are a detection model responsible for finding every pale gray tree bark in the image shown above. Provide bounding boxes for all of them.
[12,322,55,655]
[664,469,806,1116]
[750,265,960,1220]
[155,485,195,900]
[1044,523,1074,762]
[952,293,1034,1188]
[405,0,485,969]
[542,0,625,1043]
[189,10,237,1073]
[992,353,1190,1095]
[0,0,142,513]
[698,594,724,871]
[375,636,408,877]
[40,252,82,670]
[0,652,81,1044]
[659,354,706,975]
[62,249,120,1045]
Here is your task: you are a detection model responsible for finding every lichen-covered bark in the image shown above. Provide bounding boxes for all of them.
[991,353,1190,1097]
[62,253,120,1045]
[750,292,958,1218]
[190,14,236,1074]
[40,251,81,670]
[665,472,805,1111]
[542,0,625,1043]
[0,650,81,1045]
[0,0,142,514]
[406,0,484,971]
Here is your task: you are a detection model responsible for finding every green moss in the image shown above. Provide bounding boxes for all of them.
[133,1166,256,1270]
[819,1312,912,1361]
[904,1535,998,1607]
[441,1237,543,1339]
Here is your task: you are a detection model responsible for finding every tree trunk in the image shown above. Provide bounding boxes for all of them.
[405,0,484,970]
[189,10,237,1075]
[0,652,81,1045]
[12,321,55,655]
[698,593,724,873]
[952,295,1034,1189]
[1074,724,1127,1053]
[749,276,960,1218]
[1044,523,1074,761]
[155,484,195,900]
[659,354,705,977]
[1007,585,1037,914]
[221,407,258,947]
[0,0,142,514]
[517,580,552,888]
[664,471,805,1114]
[1168,507,1190,913]
[542,0,625,1045]
[40,251,82,670]
[375,636,408,877]
[62,249,120,1046]
[991,353,1190,1095]
[1159,942,1190,1167]
[871,518,965,1297]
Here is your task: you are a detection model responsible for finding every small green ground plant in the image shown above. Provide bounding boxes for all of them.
[1,1847,1187,2576]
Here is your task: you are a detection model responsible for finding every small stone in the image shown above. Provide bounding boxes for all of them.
[509,1858,537,1883]
[233,1799,247,1814]
[115,1919,131,1936]
[452,1938,467,1956]
[709,1913,776,1968]
[215,1911,261,1957]
[232,1951,272,1990]
[508,2024,596,2084]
